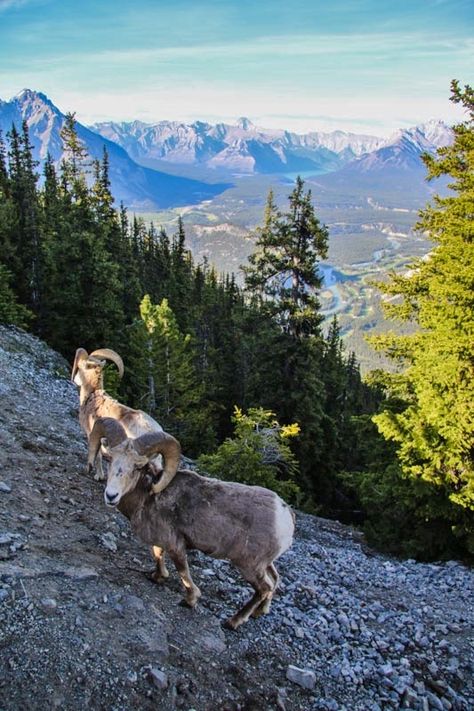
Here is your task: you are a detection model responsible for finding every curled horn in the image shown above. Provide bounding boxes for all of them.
[87,417,128,472]
[89,349,124,379]
[71,348,88,382]
[133,431,182,495]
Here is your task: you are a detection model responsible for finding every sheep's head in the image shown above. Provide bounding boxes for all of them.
[71,348,124,390]
[88,418,181,506]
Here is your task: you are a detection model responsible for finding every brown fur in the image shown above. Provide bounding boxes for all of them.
[71,348,163,481]
[114,467,295,629]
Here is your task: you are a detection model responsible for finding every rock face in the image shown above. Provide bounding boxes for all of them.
[0,325,473,711]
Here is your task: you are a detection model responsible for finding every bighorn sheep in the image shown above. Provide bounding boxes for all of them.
[71,348,169,487]
[71,348,169,580]
[88,417,295,630]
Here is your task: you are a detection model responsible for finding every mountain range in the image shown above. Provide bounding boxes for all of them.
[91,116,385,175]
[0,90,229,209]
[0,89,454,209]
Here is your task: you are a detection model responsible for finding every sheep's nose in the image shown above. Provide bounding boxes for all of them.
[105,491,119,506]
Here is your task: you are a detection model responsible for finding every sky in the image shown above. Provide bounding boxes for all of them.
[0,0,473,136]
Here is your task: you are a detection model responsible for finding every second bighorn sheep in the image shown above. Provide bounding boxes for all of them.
[89,417,295,630]
[71,347,170,580]
[70,348,171,488]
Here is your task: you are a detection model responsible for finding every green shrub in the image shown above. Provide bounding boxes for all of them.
[197,406,300,503]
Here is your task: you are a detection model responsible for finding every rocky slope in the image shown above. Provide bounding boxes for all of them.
[0,327,473,711]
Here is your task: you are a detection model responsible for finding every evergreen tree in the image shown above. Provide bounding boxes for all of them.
[243,179,331,504]
[0,130,19,283]
[370,81,474,550]
[6,122,41,312]
[0,264,32,327]
[244,179,328,337]
[60,112,89,199]
[130,295,216,454]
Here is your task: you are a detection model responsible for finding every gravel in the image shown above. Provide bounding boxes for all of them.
[0,325,473,710]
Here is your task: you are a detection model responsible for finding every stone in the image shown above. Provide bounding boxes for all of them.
[286,664,316,690]
[63,565,98,580]
[100,532,118,552]
[200,632,226,654]
[149,668,168,690]
[40,598,58,613]
[122,594,145,612]
[0,482,11,493]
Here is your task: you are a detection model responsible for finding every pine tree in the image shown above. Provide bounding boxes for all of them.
[0,263,32,327]
[244,178,329,337]
[370,81,474,545]
[243,179,331,504]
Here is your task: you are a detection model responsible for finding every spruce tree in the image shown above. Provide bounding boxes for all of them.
[243,179,330,503]
[6,122,41,313]
[244,178,329,337]
[370,81,474,544]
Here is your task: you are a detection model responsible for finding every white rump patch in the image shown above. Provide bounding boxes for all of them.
[274,498,294,558]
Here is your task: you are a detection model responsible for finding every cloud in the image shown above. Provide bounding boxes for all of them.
[54,32,472,65]
[50,83,465,137]
[0,0,30,10]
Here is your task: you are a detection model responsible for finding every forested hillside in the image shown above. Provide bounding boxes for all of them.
[0,82,473,562]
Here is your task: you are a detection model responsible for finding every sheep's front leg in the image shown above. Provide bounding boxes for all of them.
[86,453,106,481]
[149,546,169,583]
[168,549,201,608]
[93,454,106,481]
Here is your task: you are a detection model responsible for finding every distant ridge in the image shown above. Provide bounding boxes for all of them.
[90,117,385,174]
[309,119,453,196]
[0,89,454,208]
[0,90,230,209]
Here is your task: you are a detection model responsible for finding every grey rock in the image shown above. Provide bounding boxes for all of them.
[199,632,226,654]
[149,668,168,690]
[286,664,316,690]
[122,594,145,612]
[99,532,118,552]
[0,482,11,493]
[40,598,58,613]
[426,692,444,710]
[63,566,98,580]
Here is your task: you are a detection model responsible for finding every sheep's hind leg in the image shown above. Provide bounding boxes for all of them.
[148,546,169,583]
[251,563,279,618]
[168,549,201,608]
[224,567,272,630]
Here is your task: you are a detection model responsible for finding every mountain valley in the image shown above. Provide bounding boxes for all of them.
[0,89,454,369]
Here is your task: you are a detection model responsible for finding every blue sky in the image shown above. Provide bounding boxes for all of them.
[0,0,473,135]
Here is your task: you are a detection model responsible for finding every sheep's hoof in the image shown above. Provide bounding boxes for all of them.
[146,570,168,585]
[178,598,197,609]
[222,617,239,631]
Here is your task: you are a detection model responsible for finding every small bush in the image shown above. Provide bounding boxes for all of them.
[197,406,300,503]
